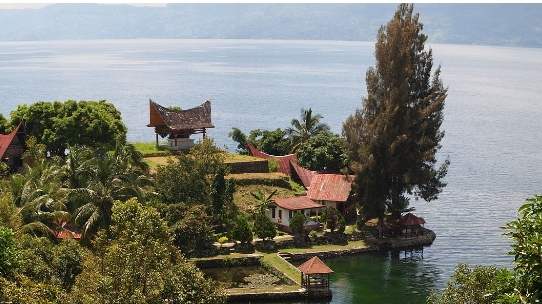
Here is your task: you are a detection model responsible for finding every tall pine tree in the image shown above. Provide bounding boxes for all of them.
[343,4,449,234]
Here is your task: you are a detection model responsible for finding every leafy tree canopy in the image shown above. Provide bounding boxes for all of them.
[506,195,542,301]
[9,100,127,156]
[70,198,224,304]
[427,264,518,304]
[296,131,348,172]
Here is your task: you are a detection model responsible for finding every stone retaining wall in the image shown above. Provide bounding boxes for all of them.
[192,254,262,269]
[228,160,269,174]
[228,289,306,303]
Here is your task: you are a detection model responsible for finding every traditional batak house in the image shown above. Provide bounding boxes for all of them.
[147,100,214,151]
[0,123,25,171]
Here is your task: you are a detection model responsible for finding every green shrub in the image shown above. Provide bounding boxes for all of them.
[268,159,279,172]
[230,215,253,244]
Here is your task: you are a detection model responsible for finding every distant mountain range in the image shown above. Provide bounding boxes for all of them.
[1,4,541,47]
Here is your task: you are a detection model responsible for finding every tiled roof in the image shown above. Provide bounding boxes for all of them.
[298,256,333,274]
[307,174,352,202]
[0,124,21,160]
[401,213,426,226]
[273,196,325,211]
[148,100,214,130]
[246,143,297,176]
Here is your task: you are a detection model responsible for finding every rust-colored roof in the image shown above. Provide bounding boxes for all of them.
[55,229,81,240]
[246,143,298,176]
[291,161,317,188]
[401,213,426,226]
[307,174,352,202]
[298,256,333,274]
[273,196,325,211]
[147,100,214,130]
[0,124,21,160]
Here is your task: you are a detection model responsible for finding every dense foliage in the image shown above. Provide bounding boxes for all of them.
[430,195,542,303]
[68,199,224,304]
[296,131,348,172]
[343,4,449,229]
[506,195,542,301]
[427,264,517,304]
[230,214,253,244]
[9,100,127,156]
[0,113,7,133]
[230,107,330,153]
[0,135,229,302]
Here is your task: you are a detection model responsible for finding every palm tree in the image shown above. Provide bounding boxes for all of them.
[251,190,277,216]
[68,144,154,239]
[287,108,330,152]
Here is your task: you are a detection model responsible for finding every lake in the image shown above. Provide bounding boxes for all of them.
[1,39,541,303]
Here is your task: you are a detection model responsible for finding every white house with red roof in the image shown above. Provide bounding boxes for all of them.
[268,196,325,231]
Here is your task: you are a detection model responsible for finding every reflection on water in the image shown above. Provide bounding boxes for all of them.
[1,39,541,303]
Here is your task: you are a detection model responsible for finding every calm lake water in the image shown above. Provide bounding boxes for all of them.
[1,39,541,303]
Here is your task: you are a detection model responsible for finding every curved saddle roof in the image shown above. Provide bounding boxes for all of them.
[148,99,214,130]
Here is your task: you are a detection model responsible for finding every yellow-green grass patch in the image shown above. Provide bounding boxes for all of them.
[261,253,302,285]
[280,240,368,254]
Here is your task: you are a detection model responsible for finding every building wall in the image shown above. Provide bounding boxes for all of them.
[267,207,320,227]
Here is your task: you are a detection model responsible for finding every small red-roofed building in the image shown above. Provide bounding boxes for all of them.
[269,196,325,231]
[298,256,333,297]
[0,123,25,171]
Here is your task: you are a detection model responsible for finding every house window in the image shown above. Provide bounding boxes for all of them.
[289,211,293,219]
[278,209,282,220]
[271,207,276,218]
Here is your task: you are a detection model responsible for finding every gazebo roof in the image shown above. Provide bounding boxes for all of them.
[147,100,214,131]
[0,123,22,159]
[273,196,325,211]
[401,213,426,226]
[298,256,334,274]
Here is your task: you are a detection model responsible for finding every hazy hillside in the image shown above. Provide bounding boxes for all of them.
[0,4,541,47]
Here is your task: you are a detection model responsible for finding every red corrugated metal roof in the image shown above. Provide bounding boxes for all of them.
[298,256,333,274]
[0,124,21,160]
[273,196,325,211]
[55,229,82,240]
[307,174,352,202]
[246,143,298,176]
[291,161,317,188]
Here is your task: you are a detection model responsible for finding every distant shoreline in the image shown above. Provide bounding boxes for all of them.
[0,37,540,51]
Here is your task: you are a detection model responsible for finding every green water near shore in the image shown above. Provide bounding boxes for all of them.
[325,251,436,304]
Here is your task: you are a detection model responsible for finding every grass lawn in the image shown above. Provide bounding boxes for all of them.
[132,142,172,156]
[143,152,264,170]
[261,253,302,285]
[280,240,369,254]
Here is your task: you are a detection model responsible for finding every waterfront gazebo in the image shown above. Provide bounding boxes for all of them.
[400,213,426,237]
[147,99,214,151]
[298,256,333,297]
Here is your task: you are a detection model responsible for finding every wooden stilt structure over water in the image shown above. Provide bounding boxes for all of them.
[297,256,333,299]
